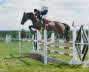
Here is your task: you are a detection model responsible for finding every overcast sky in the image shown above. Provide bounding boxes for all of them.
[0,0,89,30]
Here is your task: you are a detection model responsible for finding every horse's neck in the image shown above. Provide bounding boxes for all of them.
[30,18,37,25]
[32,18,42,25]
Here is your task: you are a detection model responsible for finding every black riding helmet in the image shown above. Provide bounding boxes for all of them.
[34,9,39,12]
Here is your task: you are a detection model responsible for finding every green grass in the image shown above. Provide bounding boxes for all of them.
[0,58,86,72]
[0,40,89,72]
[0,41,33,58]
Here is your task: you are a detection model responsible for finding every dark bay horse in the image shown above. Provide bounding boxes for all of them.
[21,12,70,41]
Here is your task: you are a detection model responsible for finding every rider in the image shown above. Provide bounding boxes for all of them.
[34,7,48,24]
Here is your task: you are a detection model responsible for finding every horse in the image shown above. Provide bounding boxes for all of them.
[21,12,70,41]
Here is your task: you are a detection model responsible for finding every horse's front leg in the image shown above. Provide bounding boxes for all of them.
[33,33,37,50]
[28,25,36,34]
[28,25,33,31]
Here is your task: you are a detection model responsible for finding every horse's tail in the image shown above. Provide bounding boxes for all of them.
[62,23,70,41]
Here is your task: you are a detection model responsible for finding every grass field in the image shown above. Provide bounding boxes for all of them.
[0,40,89,72]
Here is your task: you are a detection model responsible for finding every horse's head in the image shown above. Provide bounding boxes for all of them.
[21,12,35,25]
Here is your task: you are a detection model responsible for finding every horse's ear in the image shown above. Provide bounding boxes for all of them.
[23,12,26,15]
[23,12,25,15]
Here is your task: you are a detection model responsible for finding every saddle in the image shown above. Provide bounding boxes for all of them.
[43,19,49,24]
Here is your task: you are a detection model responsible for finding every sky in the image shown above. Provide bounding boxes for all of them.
[0,0,89,30]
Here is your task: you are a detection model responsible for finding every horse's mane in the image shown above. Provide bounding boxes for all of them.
[27,12,33,14]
